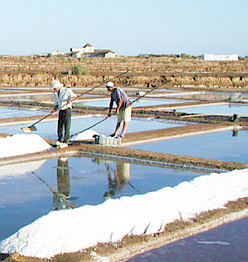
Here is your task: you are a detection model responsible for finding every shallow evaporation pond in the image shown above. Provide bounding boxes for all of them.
[0,116,186,140]
[206,91,248,96]
[0,106,49,119]
[0,93,53,103]
[176,103,248,117]
[75,98,196,108]
[0,89,30,93]
[128,130,248,164]
[0,155,209,241]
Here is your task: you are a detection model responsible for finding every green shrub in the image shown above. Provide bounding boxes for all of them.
[72,63,87,75]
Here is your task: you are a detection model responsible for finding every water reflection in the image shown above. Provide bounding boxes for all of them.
[232,129,239,137]
[33,157,76,210]
[53,157,76,210]
[0,155,209,240]
[104,161,131,197]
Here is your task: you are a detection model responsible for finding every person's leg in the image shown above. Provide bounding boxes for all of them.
[120,122,129,137]
[63,108,71,143]
[119,107,132,137]
[110,111,123,137]
[57,110,64,142]
[111,121,121,137]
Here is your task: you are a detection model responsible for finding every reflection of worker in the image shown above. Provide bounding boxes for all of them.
[104,161,130,197]
[53,157,76,210]
[106,81,132,138]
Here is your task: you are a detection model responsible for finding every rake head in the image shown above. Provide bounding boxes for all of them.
[21,125,37,133]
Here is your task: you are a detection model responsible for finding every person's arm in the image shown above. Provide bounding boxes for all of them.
[68,89,78,103]
[70,95,79,102]
[51,105,58,114]
[116,96,123,114]
[59,88,77,108]
[107,99,114,118]
[113,88,123,114]
[51,93,59,113]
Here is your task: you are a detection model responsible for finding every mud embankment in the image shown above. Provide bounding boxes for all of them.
[0,71,247,90]
[0,56,247,90]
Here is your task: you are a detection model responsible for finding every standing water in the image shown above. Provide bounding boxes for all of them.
[0,155,209,240]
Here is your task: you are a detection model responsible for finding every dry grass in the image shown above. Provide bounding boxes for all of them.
[0,56,247,89]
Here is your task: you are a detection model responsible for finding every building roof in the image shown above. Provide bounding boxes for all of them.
[83,43,93,48]
[94,49,115,54]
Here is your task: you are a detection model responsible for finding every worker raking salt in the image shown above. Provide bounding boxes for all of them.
[106,81,132,138]
[50,80,77,148]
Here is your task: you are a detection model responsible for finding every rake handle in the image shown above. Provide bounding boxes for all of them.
[29,112,54,127]
[71,71,129,102]
[70,117,108,138]
[69,83,163,138]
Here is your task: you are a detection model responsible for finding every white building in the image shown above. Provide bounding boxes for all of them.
[70,43,117,58]
[90,50,118,58]
[70,44,94,58]
[104,51,118,58]
[202,54,239,61]
[83,43,94,53]
[50,50,65,56]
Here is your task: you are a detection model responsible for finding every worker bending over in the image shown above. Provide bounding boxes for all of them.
[106,81,132,138]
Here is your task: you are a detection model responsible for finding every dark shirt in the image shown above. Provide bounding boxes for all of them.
[110,87,131,109]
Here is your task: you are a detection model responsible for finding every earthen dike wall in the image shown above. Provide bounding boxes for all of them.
[0,56,247,91]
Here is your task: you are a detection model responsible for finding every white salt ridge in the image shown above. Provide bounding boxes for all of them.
[0,134,51,158]
[0,168,247,258]
[70,129,99,141]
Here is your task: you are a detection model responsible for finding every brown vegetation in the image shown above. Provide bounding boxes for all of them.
[0,56,247,91]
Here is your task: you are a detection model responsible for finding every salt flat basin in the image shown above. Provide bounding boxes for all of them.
[0,93,53,103]
[0,155,208,241]
[75,98,195,108]
[128,217,248,262]
[0,88,31,93]
[0,115,185,140]
[0,106,49,119]
[175,102,248,117]
[128,130,248,164]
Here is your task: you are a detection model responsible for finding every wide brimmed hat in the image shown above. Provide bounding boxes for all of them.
[106,81,114,87]
[50,80,63,90]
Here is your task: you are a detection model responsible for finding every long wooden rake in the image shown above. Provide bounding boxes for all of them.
[21,71,129,133]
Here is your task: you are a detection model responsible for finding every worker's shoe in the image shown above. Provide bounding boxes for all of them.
[110,133,117,137]
[54,141,62,147]
[58,143,68,149]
